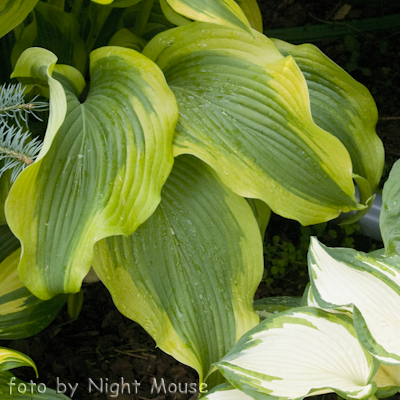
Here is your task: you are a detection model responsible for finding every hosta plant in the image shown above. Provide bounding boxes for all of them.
[0,0,385,395]
[204,159,400,400]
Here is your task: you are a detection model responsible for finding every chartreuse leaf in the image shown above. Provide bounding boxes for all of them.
[165,0,252,34]
[143,23,362,226]
[6,46,178,300]
[11,1,87,73]
[234,0,262,32]
[0,0,38,39]
[308,237,400,364]
[373,364,400,398]
[10,48,74,160]
[381,159,400,257]
[202,383,253,399]
[272,39,384,197]
[0,348,37,375]
[0,370,71,399]
[0,225,66,339]
[93,155,262,385]
[246,199,270,237]
[215,307,378,400]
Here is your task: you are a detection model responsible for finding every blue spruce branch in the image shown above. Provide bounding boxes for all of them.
[0,83,46,182]
[0,83,48,127]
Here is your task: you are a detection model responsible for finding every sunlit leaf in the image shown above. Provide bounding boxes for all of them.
[215,307,378,400]
[144,22,362,225]
[6,47,178,299]
[10,48,76,160]
[165,0,252,34]
[93,155,263,385]
[309,237,400,364]
[0,225,66,339]
[273,39,384,197]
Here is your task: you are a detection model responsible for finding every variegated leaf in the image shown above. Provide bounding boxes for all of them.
[143,22,362,226]
[165,0,252,34]
[215,307,378,400]
[272,39,384,197]
[6,47,178,299]
[93,155,262,385]
[0,225,66,339]
[0,348,37,375]
[309,237,400,364]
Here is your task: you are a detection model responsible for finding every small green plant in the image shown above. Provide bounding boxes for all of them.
[262,219,370,295]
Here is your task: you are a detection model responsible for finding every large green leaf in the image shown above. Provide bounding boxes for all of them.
[215,307,378,400]
[309,237,400,364]
[0,226,67,339]
[381,159,400,257]
[0,0,38,39]
[143,22,362,225]
[272,39,384,196]
[6,46,178,299]
[11,1,87,73]
[165,0,252,34]
[93,155,263,384]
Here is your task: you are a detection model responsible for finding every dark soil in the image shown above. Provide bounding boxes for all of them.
[5,1,400,399]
